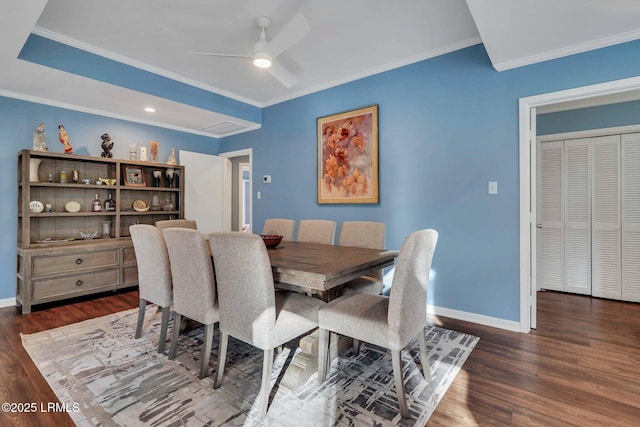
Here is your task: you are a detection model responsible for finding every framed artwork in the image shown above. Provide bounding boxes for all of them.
[317,104,379,204]
[123,166,146,187]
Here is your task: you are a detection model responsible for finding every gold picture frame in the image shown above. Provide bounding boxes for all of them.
[317,104,379,204]
[123,166,146,187]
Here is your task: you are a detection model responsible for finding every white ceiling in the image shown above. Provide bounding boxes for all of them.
[2,0,640,137]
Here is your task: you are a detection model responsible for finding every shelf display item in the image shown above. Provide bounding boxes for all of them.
[104,194,116,212]
[132,199,149,212]
[29,201,44,214]
[64,201,82,213]
[100,133,113,158]
[91,193,102,212]
[58,125,73,154]
[32,123,47,152]
[29,159,42,182]
[102,221,112,238]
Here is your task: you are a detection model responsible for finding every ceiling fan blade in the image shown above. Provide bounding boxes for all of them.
[188,51,252,59]
[268,61,298,88]
[263,12,310,59]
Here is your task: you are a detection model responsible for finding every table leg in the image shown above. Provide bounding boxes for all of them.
[280,329,352,390]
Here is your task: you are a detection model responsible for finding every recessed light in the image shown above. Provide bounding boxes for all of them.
[144,107,156,113]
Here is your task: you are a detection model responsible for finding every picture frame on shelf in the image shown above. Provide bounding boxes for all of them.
[317,104,379,204]
[122,166,146,187]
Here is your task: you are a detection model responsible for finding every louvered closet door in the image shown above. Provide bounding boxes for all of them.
[565,139,591,295]
[622,133,640,302]
[591,135,621,299]
[539,140,564,291]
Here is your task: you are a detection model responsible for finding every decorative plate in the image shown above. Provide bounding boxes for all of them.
[36,237,74,243]
[29,200,44,214]
[64,201,82,213]
[133,199,149,211]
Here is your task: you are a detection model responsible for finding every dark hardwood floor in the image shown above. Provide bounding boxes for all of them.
[1,289,639,426]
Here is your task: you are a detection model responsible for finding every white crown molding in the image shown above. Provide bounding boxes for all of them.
[493,28,640,72]
[0,89,258,139]
[263,36,483,107]
[31,26,264,108]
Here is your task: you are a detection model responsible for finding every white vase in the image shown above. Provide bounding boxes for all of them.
[29,159,42,182]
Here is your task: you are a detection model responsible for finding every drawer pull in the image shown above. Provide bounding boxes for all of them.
[76,280,83,287]
[75,258,83,265]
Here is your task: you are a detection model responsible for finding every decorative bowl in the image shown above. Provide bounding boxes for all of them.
[98,178,116,186]
[261,234,283,249]
[80,231,98,240]
[82,178,93,185]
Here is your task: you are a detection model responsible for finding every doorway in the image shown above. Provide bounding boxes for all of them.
[219,148,253,233]
[519,75,640,332]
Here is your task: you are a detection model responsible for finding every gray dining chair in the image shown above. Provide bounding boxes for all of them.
[339,221,386,295]
[155,219,197,230]
[129,224,173,353]
[209,231,325,417]
[317,229,438,418]
[162,228,219,379]
[297,219,336,245]
[262,218,295,241]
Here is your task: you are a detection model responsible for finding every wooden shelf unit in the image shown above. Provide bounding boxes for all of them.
[16,149,185,314]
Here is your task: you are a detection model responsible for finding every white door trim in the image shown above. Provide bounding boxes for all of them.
[219,148,253,233]
[519,75,640,332]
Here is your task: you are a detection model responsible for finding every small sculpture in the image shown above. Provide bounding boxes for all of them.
[166,148,177,165]
[58,125,73,154]
[149,141,159,162]
[32,123,47,151]
[100,133,114,158]
[129,143,137,161]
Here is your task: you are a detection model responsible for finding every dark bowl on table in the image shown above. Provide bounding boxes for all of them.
[261,234,283,249]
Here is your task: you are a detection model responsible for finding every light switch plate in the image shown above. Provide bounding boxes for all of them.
[488,181,498,194]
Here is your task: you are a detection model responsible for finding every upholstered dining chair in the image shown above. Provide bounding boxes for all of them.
[129,224,173,353]
[209,232,325,417]
[296,219,337,245]
[339,221,387,295]
[162,228,219,379]
[317,229,439,418]
[155,219,198,230]
[262,218,295,241]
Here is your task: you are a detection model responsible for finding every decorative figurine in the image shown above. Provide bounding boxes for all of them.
[150,141,159,162]
[139,146,147,161]
[32,123,47,151]
[58,125,73,154]
[166,148,177,165]
[100,133,114,158]
[129,143,137,161]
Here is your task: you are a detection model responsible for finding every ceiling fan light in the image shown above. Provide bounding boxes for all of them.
[253,52,272,68]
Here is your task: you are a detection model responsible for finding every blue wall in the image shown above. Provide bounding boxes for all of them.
[0,96,219,300]
[220,41,640,322]
[538,100,640,135]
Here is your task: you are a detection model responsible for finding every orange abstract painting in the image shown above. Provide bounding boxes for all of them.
[317,105,379,204]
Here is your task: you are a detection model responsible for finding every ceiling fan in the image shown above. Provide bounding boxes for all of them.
[189,12,310,88]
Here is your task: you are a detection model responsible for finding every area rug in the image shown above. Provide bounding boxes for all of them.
[21,306,478,426]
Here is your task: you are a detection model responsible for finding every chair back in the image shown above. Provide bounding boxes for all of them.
[339,221,386,280]
[129,224,172,306]
[209,232,276,347]
[262,218,295,241]
[297,219,337,245]
[162,228,217,324]
[155,219,197,231]
[388,229,438,343]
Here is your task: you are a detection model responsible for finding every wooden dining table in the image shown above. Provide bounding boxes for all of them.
[268,240,398,299]
[265,240,399,389]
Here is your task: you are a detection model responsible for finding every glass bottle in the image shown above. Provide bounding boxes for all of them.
[91,193,102,212]
[103,193,116,212]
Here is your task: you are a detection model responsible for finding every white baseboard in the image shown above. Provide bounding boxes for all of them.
[0,297,16,309]
[428,304,521,332]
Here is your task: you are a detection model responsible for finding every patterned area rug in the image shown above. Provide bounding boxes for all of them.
[21,306,478,426]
